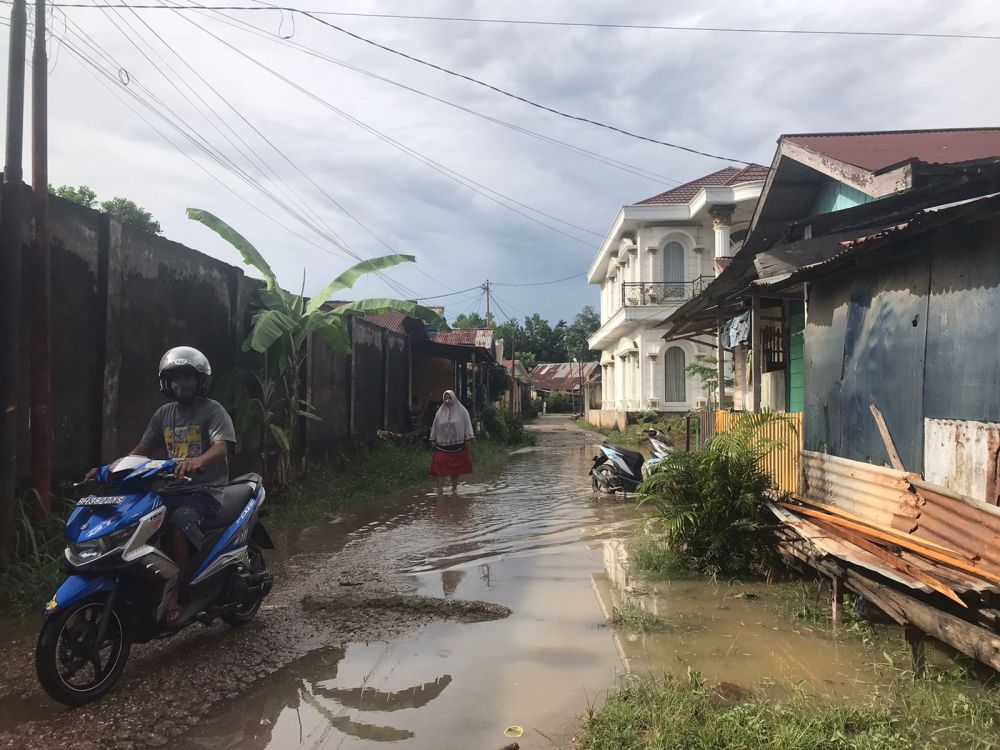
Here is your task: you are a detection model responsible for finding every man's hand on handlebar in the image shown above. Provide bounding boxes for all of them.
[175,458,204,478]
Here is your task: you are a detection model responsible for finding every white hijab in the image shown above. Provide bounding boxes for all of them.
[430,390,474,445]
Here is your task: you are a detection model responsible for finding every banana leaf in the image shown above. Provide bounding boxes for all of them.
[305,254,417,315]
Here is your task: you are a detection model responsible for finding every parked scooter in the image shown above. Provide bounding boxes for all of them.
[641,428,676,478]
[589,429,675,494]
[36,456,274,706]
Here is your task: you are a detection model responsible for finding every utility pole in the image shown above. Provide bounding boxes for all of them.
[31,0,53,516]
[0,0,28,549]
[484,279,492,328]
[509,330,516,416]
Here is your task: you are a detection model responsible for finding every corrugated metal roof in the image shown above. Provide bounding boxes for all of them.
[785,128,1000,172]
[362,311,408,334]
[431,328,494,349]
[636,164,769,206]
[530,361,600,391]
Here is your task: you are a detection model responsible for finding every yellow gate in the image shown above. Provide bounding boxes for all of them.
[714,411,803,495]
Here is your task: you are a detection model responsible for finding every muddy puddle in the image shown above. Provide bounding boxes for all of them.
[181,423,885,750]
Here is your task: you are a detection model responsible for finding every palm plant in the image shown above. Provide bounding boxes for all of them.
[638,410,792,576]
[188,209,448,485]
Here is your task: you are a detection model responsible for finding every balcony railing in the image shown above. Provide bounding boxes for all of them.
[621,277,713,306]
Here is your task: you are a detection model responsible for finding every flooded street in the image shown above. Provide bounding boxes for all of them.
[0,417,884,750]
[182,417,881,750]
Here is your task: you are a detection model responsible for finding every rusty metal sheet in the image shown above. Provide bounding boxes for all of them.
[768,502,931,592]
[924,419,1000,503]
[910,478,1000,579]
[800,450,917,528]
[529,362,600,391]
[784,130,1000,172]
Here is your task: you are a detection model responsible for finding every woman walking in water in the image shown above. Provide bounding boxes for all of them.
[430,389,475,494]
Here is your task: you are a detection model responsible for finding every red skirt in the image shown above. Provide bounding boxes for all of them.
[430,446,473,476]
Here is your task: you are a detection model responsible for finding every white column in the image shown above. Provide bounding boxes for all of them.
[709,204,736,277]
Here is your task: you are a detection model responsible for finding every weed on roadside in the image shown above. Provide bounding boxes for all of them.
[610,603,672,633]
[579,670,1000,750]
[0,492,74,616]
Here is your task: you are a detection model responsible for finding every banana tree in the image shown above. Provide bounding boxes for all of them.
[188,209,449,485]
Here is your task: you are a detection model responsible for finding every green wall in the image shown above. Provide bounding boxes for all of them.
[787,303,805,413]
[812,180,872,215]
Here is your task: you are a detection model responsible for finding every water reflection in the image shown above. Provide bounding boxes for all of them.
[592,539,881,697]
[189,646,453,748]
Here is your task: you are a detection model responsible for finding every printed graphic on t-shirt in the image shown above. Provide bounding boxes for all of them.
[163,425,204,459]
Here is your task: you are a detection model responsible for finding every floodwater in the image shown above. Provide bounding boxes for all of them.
[182,419,882,750]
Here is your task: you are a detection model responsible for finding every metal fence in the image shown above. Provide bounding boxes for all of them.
[715,411,804,495]
[621,277,713,306]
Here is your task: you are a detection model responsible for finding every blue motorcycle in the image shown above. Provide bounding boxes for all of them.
[35,456,274,705]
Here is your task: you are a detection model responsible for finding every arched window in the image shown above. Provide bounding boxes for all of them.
[665,347,686,402]
[663,241,685,298]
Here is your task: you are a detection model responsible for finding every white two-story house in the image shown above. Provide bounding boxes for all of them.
[587,165,767,415]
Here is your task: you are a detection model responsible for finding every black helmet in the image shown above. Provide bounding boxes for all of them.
[158,346,212,399]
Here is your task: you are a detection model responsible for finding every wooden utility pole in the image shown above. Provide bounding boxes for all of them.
[31,0,53,515]
[0,0,28,549]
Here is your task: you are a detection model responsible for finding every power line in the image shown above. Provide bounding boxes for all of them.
[14,3,998,41]
[252,3,755,164]
[493,272,586,287]
[55,8,432,299]
[160,8,603,245]
[177,3,681,187]
[154,0,445,296]
[12,1,750,161]
[413,284,484,301]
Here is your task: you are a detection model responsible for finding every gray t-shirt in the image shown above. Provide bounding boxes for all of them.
[141,398,237,505]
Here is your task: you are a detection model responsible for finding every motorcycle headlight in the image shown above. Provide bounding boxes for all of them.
[69,522,139,563]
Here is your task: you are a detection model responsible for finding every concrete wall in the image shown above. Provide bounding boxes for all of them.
[587,408,627,433]
[15,193,413,483]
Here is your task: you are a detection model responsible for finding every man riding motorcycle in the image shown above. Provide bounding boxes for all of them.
[87,346,236,624]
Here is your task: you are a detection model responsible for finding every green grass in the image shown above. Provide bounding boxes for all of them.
[576,416,691,449]
[630,535,693,579]
[611,602,671,633]
[580,670,1000,750]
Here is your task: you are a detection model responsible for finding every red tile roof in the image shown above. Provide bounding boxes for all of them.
[636,164,769,206]
[785,128,1000,172]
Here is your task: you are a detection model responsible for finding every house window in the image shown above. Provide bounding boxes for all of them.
[665,346,686,402]
[663,241,685,297]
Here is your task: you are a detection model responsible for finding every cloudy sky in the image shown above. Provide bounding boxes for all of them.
[1,0,998,323]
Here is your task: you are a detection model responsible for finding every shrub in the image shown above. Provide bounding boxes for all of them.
[545,391,573,412]
[637,412,790,577]
[479,405,533,446]
[636,409,661,424]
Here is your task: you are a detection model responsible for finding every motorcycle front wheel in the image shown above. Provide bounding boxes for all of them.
[36,595,131,706]
[592,464,617,494]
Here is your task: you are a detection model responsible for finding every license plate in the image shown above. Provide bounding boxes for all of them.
[77,495,127,507]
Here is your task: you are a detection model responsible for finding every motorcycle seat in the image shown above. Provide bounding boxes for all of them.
[609,445,644,463]
[203,476,260,530]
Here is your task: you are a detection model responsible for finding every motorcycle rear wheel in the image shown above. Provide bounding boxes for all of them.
[222,545,267,627]
[36,595,131,706]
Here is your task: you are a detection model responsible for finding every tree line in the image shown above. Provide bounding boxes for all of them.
[451,306,600,369]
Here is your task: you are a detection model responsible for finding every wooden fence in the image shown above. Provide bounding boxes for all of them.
[715,411,804,495]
